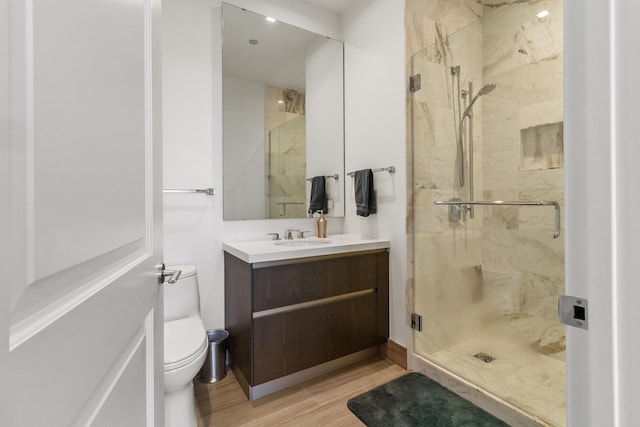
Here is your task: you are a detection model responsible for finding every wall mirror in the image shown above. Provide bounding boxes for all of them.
[222,3,345,220]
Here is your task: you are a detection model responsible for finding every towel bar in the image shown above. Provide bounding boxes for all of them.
[434,200,561,238]
[163,188,215,196]
[306,174,339,182]
[347,166,395,177]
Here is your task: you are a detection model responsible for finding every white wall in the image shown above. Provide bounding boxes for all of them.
[163,0,408,350]
[163,0,221,330]
[305,37,344,217]
[222,75,266,220]
[342,0,407,346]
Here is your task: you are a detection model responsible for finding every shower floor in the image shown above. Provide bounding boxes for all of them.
[427,326,566,427]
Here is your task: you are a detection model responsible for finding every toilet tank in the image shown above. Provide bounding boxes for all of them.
[163,265,201,321]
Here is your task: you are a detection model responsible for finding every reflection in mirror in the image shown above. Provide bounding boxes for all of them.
[222,3,344,220]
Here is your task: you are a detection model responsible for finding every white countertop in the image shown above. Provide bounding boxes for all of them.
[222,234,390,264]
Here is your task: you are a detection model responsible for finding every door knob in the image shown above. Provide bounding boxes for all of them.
[158,263,182,284]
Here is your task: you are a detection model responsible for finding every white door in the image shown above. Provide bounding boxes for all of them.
[565,1,640,426]
[3,0,164,425]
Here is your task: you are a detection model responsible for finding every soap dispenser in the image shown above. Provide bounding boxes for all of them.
[316,210,327,238]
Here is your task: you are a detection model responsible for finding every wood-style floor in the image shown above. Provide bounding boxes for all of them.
[195,357,407,427]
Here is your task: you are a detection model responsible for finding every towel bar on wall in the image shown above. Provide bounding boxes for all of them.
[347,166,395,177]
[433,200,561,238]
[162,188,216,196]
[306,174,339,182]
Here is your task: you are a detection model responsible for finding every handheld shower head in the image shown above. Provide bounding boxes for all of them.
[462,83,496,117]
[456,83,497,187]
[477,83,496,96]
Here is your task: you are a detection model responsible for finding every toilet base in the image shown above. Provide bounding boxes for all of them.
[165,382,197,427]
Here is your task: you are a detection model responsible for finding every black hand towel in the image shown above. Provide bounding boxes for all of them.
[354,169,377,217]
[308,176,328,214]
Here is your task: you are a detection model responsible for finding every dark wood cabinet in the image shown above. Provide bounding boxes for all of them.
[224,249,389,399]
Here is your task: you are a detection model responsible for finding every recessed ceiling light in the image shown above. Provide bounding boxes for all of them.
[536,10,550,19]
[265,16,276,23]
[277,100,284,104]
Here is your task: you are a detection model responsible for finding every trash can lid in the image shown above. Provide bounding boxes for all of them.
[164,317,206,367]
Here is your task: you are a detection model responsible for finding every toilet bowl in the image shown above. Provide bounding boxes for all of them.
[163,265,207,427]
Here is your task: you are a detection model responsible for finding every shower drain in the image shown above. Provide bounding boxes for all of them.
[473,352,496,363]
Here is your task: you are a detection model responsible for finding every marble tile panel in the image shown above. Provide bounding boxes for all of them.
[484,154,564,191]
[412,99,436,146]
[415,231,483,272]
[281,89,305,114]
[482,228,564,274]
[406,0,483,59]
[266,85,301,132]
[433,105,457,148]
[429,145,459,190]
[411,56,452,108]
[405,12,438,62]
[268,114,306,218]
[483,55,563,105]
[483,0,563,78]
[516,97,563,131]
[446,23,484,83]
[483,148,520,178]
[482,94,519,122]
[483,110,519,155]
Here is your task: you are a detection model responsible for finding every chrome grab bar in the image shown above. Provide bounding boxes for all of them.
[434,200,561,238]
[163,188,215,196]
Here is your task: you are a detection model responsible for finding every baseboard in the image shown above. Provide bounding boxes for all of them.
[248,347,379,400]
[380,339,407,369]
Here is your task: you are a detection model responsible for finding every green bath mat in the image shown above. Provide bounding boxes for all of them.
[347,372,509,426]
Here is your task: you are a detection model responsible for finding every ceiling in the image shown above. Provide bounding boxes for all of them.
[299,0,361,15]
[223,4,332,91]
[223,1,358,91]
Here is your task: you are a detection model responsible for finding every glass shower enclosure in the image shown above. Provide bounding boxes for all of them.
[410,1,565,425]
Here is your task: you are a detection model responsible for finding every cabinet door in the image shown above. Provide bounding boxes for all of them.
[253,252,381,311]
[253,293,379,385]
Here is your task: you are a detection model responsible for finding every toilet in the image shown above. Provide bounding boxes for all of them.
[163,265,208,427]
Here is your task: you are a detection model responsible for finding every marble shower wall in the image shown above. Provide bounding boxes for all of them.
[407,0,565,356]
[265,85,307,218]
[481,0,564,328]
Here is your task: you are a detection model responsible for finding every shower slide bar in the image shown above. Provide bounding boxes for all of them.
[347,166,396,177]
[306,174,339,181]
[433,200,561,238]
[163,188,216,196]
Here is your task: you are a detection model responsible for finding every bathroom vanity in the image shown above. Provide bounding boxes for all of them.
[223,235,389,400]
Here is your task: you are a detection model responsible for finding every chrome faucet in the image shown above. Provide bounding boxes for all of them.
[267,232,280,241]
[284,229,299,240]
[297,230,311,238]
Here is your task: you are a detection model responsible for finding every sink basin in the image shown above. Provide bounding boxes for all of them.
[274,239,332,247]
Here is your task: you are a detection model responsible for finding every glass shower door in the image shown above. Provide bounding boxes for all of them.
[410,4,566,425]
[267,114,307,218]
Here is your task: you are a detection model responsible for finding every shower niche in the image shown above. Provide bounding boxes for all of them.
[520,121,564,171]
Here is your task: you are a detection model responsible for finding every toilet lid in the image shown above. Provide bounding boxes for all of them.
[164,317,207,366]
